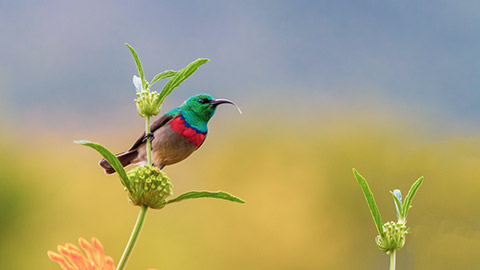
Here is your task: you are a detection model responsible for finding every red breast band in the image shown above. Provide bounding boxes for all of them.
[170,116,206,147]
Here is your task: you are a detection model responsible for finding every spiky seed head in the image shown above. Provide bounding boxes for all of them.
[376,221,410,254]
[125,165,173,209]
[132,75,162,117]
[135,90,161,118]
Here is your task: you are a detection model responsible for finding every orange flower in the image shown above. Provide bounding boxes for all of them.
[48,237,115,270]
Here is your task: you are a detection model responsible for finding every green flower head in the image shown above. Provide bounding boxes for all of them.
[376,221,410,254]
[133,75,161,117]
[125,165,173,209]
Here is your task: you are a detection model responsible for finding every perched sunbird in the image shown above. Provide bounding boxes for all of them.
[99,93,241,174]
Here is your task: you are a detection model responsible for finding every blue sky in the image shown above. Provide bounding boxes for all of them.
[0,0,479,128]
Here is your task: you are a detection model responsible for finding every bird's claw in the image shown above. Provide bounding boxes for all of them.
[142,132,155,143]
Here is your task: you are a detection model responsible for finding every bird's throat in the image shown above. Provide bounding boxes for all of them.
[170,115,206,147]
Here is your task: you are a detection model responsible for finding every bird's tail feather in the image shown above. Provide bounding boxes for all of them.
[99,150,138,174]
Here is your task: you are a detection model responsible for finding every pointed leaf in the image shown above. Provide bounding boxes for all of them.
[166,191,245,205]
[125,43,146,90]
[402,176,424,220]
[74,140,129,188]
[353,169,385,236]
[390,189,403,220]
[157,58,209,105]
[150,70,177,86]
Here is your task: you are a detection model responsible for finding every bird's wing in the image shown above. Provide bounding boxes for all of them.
[129,114,175,151]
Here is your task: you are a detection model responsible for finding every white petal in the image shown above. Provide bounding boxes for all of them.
[133,75,142,92]
[393,189,402,202]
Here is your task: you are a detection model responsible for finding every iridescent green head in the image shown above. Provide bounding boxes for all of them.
[180,93,240,132]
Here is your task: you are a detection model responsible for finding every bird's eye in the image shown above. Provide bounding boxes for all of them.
[198,98,209,104]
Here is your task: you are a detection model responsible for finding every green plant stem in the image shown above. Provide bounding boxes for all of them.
[117,115,154,269]
[117,205,148,270]
[145,116,152,165]
[389,250,396,270]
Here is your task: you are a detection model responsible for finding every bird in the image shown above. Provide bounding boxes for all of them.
[99,93,240,174]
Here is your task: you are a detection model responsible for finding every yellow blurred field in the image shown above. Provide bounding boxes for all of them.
[1,100,480,270]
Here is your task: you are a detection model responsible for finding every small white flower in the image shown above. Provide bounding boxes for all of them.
[133,75,143,93]
[393,189,402,218]
[393,189,402,201]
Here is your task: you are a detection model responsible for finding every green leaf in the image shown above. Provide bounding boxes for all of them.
[150,70,177,87]
[74,140,130,188]
[166,191,245,205]
[157,58,209,105]
[353,169,385,236]
[390,189,403,220]
[125,43,146,90]
[401,176,424,220]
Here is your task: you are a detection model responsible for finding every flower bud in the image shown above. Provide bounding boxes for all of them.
[135,90,161,118]
[125,165,173,209]
[375,221,410,254]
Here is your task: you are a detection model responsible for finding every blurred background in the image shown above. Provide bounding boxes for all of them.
[1,1,480,269]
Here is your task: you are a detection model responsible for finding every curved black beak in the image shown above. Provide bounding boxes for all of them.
[210,98,242,114]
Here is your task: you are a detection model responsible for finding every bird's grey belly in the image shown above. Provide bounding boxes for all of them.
[150,126,198,166]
